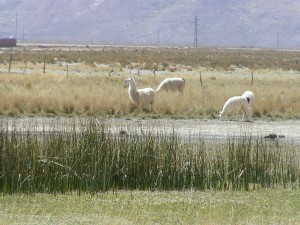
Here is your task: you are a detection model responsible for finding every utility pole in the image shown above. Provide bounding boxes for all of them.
[276,31,279,49]
[194,15,199,48]
[22,26,24,46]
[15,12,18,40]
[157,29,160,47]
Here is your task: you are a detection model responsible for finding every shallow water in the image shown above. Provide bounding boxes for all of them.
[1,116,299,145]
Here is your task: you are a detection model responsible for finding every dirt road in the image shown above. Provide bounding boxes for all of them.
[1,117,300,144]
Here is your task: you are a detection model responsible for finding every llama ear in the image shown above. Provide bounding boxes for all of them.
[246,97,250,103]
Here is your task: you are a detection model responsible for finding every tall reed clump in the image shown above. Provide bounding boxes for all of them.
[0,120,298,194]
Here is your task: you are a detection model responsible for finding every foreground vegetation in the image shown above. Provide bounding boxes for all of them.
[0,118,299,223]
[0,119,299,194]
[1,190,300,224]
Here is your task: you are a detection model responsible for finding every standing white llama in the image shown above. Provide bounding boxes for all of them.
[124,77,155,112]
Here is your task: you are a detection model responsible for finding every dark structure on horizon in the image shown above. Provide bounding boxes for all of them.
[0,38,17,47]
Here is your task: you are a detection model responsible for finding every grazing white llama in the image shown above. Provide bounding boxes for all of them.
[241,91,255,109]
[155,78,185,92]
[219,96,251,121]
[124,77,155,111]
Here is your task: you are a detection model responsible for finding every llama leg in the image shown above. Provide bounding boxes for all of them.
[241,105,251,121]
[245,106,251,121]
[220,111,227,120]
[219,110,224,120]
[130,104,137,113]
[150,99,155,112]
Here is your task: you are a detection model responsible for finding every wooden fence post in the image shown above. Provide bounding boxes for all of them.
[66,62,69,76]
[43,56,46,73]
[109,68,114,76]
[8,49,12,73]
[23,62,27,74]
[199,71,203,86]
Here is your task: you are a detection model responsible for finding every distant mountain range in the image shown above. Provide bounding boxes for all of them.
[1,0,300,48]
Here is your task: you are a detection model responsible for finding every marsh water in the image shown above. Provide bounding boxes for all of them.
[1,116,300,144]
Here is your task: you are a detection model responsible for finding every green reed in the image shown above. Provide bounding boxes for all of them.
[0,120,299,194]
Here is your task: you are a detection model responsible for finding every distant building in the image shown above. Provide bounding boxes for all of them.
[0,37,17,47]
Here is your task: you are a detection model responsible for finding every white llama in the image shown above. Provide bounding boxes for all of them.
[242,91,255,110]
[155,78,185,92]
[219,96,251,121]
[124,77,155,111]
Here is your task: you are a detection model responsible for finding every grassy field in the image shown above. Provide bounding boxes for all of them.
[0,46,300,118]
[2,45,300,71]
[0,190,300,224]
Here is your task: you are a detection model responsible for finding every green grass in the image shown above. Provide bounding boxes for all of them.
[0,119,299,194]
[0,190,300,224]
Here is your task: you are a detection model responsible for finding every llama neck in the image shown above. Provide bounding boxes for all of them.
[128,81,139,105]
[129,82,138,95]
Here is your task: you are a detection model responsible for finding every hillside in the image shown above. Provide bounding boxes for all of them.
[0,0,300,48]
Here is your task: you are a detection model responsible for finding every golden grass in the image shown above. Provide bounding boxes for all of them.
[0,46,300,118]
[0,65,299,118]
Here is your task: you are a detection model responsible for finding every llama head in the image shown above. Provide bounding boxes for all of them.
[124,77,135,85]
